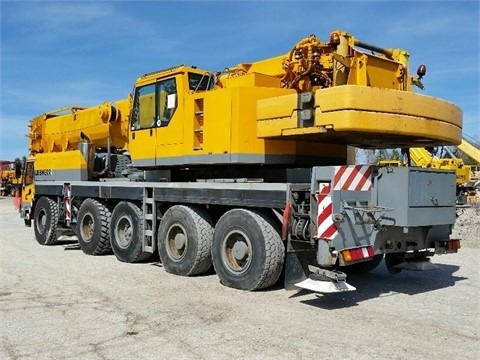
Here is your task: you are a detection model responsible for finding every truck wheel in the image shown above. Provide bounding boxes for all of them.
[343,254,384,273]
[157,205,213,276]
[33,196,59,245]
[110,201,151,263]
[77,198,112,255]
[212,209,285,291]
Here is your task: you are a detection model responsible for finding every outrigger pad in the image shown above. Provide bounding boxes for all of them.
[294,278,356,293]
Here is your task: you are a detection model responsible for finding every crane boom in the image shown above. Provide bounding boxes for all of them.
[457,139,480,164]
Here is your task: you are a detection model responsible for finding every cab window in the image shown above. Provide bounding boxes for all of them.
[131,84,155,130]
[131,78,177,130]
[157,78,177,127]
[189,72,214,91]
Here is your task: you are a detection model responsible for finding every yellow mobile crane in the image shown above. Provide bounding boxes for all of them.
[1,160,22,196]
[458,138,480,164]
[21,30,462,293]
[457,138,480,201]
[408,147,471,204]
[408,142,480,204]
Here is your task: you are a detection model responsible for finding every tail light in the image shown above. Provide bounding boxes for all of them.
[447,240,461,251]
[435,239,461,254]
[341,246,375,264]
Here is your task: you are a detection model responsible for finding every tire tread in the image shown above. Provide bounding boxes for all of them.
[34,196,59,246]
[183,206,213,275]
[250,210,284,290]
[78,198,112,255]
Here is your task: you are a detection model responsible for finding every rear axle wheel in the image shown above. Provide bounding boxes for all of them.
[158,205,213,276]
[212,209,285,291]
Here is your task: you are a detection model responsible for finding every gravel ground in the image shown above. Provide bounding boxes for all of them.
[0,196,479,360]
[452,201,480,249]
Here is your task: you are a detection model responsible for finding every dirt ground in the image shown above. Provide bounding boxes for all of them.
[0,196,478,360]
[452,201,480,248]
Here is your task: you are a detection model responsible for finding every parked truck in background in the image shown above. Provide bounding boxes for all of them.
[1,160,22,197]
[19,30,463,293]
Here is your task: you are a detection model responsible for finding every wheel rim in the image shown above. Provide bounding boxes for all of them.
[221,229,252,274]
[80,212,94,242]
[166,224,188,261]
[115,215,133,249]
[36,208,47,234]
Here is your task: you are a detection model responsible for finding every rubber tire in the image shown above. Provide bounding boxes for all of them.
[342,254,384,273]
[158,205,214,276]
[77,198,112,255]
[110,201,151,263]
[212,209,285,291]
[33,196,59,245]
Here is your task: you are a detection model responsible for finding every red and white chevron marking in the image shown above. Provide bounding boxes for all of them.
[316,183,338,240]
[333,165,373,191]
[64,184,72,222]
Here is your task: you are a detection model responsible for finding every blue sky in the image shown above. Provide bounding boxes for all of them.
[1,0,479,161]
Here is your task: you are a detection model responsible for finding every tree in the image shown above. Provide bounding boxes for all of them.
[354,148,377,164]
[390,148,401,160]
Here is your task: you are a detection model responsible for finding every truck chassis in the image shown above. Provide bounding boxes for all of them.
[22,165,461,293]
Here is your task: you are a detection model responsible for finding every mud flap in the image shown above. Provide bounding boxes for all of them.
[284,249,311,291]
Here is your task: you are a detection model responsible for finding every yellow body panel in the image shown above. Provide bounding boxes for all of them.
[146,82,348,166]
[257,85,462,148]
[34,151,88,171]
[314,86,461,123]
[222,72,282,88]
[347,51,407,90]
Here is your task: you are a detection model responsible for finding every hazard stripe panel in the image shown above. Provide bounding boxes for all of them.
[333,165,373,191]
[316,183,338,240]
[64,184,72,221]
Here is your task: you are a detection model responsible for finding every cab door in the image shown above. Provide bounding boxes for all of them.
[155,77,181,165]
[129,77,180,167]
[129,83,158,167]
